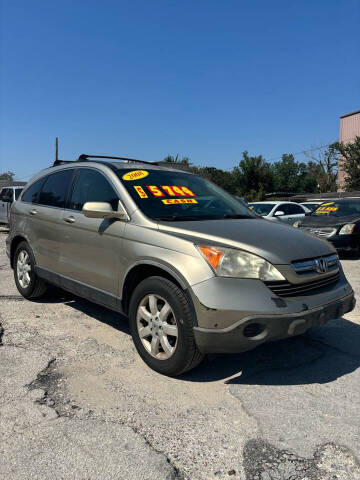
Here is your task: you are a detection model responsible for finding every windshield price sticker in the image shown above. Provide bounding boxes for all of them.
[134,186,148,198]
[123,170,149,181]
[144,185,197,198]
[316,205,338,213]
[146,185,165,197]
[162,198,198,205]
[161,186,196,197]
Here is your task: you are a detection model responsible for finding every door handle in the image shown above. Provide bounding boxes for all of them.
[29,209,38,215]
[63,216,75,224]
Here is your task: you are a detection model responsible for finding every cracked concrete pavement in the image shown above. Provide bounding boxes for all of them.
[0,225,359,479]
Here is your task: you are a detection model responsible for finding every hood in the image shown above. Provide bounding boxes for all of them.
[157,218,335,264]
[299,214,360,228]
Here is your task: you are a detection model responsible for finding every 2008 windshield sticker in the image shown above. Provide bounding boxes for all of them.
[123,170,149,181]
[133,184,197,203]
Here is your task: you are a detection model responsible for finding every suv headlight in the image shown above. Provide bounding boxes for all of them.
[197,245,285,281]
[293,220,301,228]
[339,223,355,235]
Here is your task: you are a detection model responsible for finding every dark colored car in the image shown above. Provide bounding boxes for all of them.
[294,199,360,254]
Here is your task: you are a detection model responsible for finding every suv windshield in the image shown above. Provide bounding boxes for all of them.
[312,200,360,217]
[116,168,255,221]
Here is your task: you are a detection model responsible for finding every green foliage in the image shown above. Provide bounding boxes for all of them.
[305,145,338,192]
[0,171,15,182]
[235,151,274,201]
[331,137,360,191]
[162,144,344,200]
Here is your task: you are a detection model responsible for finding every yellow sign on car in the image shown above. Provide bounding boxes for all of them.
[122,170,149,181]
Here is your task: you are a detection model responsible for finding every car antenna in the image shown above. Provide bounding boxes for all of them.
[55,137,58,163]
[53,137,73,166]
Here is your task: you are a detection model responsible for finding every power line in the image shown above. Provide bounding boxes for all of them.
[266,143,333,162]
[14,142,335,180]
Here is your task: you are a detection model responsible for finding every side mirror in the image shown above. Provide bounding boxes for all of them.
[82,200,129,220]
[274,210,285,217]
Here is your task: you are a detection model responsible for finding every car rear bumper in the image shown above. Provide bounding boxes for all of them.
[193,291,355,353]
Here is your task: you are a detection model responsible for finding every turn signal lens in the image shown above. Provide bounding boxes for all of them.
[199,246,224,269]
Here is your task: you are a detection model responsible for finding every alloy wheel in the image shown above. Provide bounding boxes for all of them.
[16,250,32,289]
[136,294,178,360]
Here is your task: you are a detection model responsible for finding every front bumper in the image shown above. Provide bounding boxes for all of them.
[193,291,355,353]
[328,234,359,252]
[188,268,355,354]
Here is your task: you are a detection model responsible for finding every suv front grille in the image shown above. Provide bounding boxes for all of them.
[265,271,340,297]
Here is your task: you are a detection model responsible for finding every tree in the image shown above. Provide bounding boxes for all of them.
[0,171,15,182]
[235,151,274,201]
[162,155,192,168]
[195,166,239,194]
[331,136,360,191]
[272,154,318,193]
[305,145,338,192]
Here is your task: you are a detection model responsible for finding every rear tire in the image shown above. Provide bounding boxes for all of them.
[14,241,48,299]
[129,276,204,376]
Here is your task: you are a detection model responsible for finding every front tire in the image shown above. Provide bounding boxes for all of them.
[129,276,204,376]
[14,241,48,299]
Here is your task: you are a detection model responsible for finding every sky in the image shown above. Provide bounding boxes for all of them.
[1,0,359,180]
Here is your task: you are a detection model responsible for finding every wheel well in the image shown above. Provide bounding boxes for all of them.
[121,264,185,315]
[10,235,27,269]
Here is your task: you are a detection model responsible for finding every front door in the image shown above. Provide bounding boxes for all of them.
[59,168,126,297]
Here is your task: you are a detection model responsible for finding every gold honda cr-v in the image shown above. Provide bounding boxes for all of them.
[7,154,355,376]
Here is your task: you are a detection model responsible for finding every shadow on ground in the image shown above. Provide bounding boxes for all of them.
[182,317,360,385]
[33,288,130,335]
[31,288,360,387]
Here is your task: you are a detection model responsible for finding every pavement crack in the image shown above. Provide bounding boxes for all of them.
[243,438,360,480]
[0,294,25,301]
[26,358,63,416]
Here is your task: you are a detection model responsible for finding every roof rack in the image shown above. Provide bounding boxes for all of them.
[77,154,158,165]
[52,138,158,167]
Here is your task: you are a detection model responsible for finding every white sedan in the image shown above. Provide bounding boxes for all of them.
[249,201,310,224]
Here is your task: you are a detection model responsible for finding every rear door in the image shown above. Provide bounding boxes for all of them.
[59,167,126,297]
[287,203,307,223]
[22,169,74,272]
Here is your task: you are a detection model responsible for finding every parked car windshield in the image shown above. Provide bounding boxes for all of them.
[312,200,360,217]
[249,203,274,216]
[116,168,256,221]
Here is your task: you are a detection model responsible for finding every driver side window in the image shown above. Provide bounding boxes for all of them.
[69,169,119,211]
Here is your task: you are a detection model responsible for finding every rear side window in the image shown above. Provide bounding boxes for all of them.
[38,170,74,208]
[288,204,305,214]
[22,178,46,204]
[69,169,119,211]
